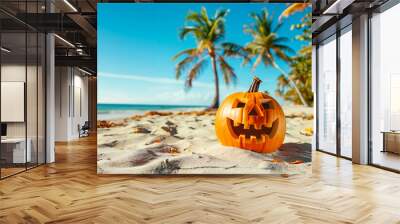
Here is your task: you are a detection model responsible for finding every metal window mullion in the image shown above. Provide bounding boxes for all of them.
[73,68,75,118]
[25,0,28,171]
[36,0,39,167]
[367,11,373,165]
[44,30,47,164]
[336,28,341,157]
[316,44,320,151]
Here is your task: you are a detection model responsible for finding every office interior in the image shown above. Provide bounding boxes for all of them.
[0,0,97,179]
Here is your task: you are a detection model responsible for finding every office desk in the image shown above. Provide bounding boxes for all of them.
[381,131,400,154]
[1,138,31,163]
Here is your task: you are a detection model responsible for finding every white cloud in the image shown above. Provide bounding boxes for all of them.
[98,72,248,105]
[99,89,214,106]
[99,72,213,88]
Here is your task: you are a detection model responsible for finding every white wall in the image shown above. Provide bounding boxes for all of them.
[1,63,46,164]
[1,65,26,138]
[55,66,69,141]
[72,73,89,138]
[55,67,89,141]
[1,65,42,137]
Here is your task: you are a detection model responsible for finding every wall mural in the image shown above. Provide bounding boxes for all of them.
[97,3,313,175]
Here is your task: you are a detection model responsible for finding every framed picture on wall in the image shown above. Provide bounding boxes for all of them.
[97,3,313,175]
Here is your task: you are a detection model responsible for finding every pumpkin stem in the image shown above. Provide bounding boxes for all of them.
[248,76,262,93]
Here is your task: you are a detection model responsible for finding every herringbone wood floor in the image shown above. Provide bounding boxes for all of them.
[1,135,400,224]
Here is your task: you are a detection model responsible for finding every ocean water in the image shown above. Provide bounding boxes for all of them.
[98,103,206,120]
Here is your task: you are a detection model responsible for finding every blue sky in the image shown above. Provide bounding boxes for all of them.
[98,3,310,106]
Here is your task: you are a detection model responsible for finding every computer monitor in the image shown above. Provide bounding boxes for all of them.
[1,123,7,137]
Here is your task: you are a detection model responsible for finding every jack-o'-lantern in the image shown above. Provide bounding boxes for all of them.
[215,77,286,153]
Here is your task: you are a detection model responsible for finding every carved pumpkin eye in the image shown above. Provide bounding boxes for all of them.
[234,102,246,108]
[262,102,273,110]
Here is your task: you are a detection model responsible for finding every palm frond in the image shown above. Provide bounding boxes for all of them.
[273,37,290,44]
[200,7,210,26]
[175,56,196,79]
[253,52,264,71]
[179,26,201,40]
[207,17,225,42]
[273,22,283,33]
[186,11,207,25]
[243,24,257,36]
[172,48,199,61]
[249,12,260,23]
[221,42,247,57]
[242,44,259,66]
[279,3,309,21]
[214,9,229,20]
[299,45,312,55]
[218,56,236,85]
[262,50,275,67]
[186,58,208,88]
[273,44,295,55]
[273,47,292,62]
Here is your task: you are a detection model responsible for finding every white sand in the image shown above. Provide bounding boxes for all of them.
[97,106,313,175]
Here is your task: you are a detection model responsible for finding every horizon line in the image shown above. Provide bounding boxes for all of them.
[98,102,208,107]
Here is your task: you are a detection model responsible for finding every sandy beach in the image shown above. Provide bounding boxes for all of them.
[97,106,313,175]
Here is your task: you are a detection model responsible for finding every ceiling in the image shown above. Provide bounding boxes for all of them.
[312,0,390,43]
[0,0,97,74]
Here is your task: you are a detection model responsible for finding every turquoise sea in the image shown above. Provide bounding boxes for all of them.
[98,103,206,120]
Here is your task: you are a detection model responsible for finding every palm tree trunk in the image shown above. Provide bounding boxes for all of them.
[273,61,309,107]
[210,56,220,109]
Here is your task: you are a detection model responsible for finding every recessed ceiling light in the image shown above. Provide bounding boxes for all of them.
[63,0,78,12]
[54,34,75,48]
[1,47,11,53]
[323,0,354,15]
[78,67,93,76]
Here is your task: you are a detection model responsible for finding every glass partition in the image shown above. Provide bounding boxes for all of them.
[0,1,46,179]
[1,31,28,177]
[370,4,400,171]
[317,35,337,154]
[339,27,352,158]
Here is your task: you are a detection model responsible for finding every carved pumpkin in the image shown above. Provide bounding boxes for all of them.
[215,77,286,153]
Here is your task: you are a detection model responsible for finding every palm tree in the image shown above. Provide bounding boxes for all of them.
[276,54,313,106]
[173,7,246,109]
[243,9,309,107]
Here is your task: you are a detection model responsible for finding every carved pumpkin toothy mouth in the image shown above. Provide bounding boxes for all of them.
[228,118,278,140]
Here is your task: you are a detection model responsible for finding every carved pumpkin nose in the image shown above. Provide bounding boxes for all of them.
[248,108,258,116]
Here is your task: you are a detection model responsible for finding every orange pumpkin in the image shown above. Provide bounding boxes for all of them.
[215,77,286,153]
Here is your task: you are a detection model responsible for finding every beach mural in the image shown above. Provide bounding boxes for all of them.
[97,3,313,175]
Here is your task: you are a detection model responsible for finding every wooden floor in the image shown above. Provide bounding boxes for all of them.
[1,167,26,178]
[373,150,400,171]
[1,136,400,223]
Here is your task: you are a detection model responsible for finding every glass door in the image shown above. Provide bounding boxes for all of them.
[0,1,47,179]
[339,26,352,158]
[317,35,337,154]
[370,4,400,171]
